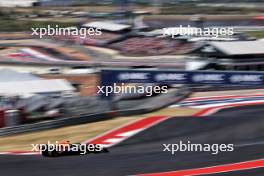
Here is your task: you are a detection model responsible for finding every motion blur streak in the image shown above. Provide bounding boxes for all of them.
[85,115,169,146]
[138,158,264,176]
[1,105,264,176]
[193,101,264,116]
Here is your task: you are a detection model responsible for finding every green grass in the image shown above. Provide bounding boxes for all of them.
[0,18,76,32]
[246,31,264,39]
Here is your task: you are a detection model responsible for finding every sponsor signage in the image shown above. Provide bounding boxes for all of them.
[100,69,264,98]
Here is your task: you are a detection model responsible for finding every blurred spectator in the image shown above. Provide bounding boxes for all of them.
[109,37,193,56]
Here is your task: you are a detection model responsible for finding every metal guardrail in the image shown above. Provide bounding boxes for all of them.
[0,112,114,136]
[0,87,192,136]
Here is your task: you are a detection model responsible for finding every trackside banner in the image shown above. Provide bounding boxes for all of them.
[100,69,264,98]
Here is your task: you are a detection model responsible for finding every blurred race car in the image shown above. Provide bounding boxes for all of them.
[40,140,109,157]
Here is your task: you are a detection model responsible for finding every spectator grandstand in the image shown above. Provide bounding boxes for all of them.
[109,37,193,56]
[49,21,131,46]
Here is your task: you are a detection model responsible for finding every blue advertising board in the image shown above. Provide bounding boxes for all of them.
[99,69,264,99]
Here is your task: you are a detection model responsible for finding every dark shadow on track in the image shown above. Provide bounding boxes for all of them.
[1,105,264,176]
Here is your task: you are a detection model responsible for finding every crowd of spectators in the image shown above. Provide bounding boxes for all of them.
[51,32,121,46]
[83,32,121,45]
[109,37,193,56]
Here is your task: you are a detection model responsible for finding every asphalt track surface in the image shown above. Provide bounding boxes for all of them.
[1,105,264,176]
